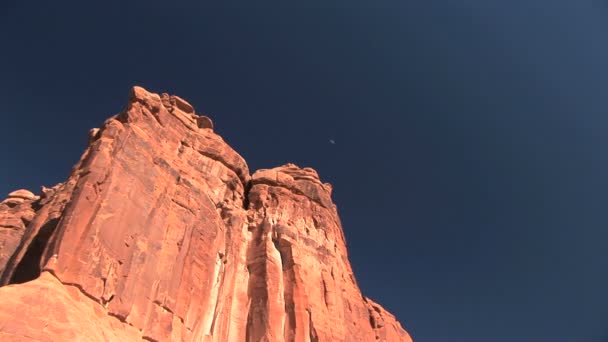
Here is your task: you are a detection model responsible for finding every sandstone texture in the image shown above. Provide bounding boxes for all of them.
[0,86,412,342]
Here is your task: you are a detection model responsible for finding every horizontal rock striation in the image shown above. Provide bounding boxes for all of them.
[0,86,412,342]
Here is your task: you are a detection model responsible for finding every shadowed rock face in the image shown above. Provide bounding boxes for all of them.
[0,86,412,342]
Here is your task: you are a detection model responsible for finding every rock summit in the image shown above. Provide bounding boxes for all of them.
[0,86,412,342]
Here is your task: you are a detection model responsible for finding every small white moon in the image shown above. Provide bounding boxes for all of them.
[329,139,336,145]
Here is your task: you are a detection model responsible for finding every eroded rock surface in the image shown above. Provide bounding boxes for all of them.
[0,86,412,342]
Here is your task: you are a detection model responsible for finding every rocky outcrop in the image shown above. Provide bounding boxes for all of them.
[0,86,412,342]
[0,190,38,276]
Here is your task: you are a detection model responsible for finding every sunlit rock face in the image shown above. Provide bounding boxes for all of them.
[0,86,412,342]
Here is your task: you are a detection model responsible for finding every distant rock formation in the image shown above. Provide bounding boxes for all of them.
[0,86,412,341]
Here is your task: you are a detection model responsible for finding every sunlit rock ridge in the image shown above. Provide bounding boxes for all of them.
[0,86,412,342]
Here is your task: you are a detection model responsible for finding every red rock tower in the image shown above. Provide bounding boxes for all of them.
[0,86,412,342]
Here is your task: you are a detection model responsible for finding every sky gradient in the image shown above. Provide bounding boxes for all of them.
[1,1,608,341]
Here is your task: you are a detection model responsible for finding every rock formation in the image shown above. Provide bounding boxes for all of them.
[0,86,412,342]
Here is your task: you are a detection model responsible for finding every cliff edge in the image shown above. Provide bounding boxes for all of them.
[0,86,412,342]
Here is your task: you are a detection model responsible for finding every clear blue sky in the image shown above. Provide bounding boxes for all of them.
[1,1,608,341]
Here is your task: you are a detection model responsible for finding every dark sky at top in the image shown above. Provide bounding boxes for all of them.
[1,1,608,341]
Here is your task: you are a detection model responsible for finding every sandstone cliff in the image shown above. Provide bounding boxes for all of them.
[0,86,412,342]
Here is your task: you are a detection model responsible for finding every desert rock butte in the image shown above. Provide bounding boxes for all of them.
[0,86,412,342]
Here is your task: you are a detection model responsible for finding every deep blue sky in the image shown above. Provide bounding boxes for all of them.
[2,1,608,341]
